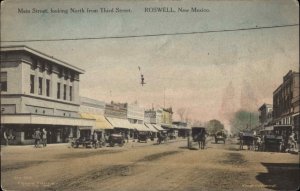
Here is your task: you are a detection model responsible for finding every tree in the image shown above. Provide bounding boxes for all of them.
[206,119,224,135]
[229,110,259,135]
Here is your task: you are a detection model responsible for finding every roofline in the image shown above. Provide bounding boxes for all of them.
[0,45,85,74]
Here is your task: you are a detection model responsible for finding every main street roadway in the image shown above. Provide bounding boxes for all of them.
[1,138,299,191]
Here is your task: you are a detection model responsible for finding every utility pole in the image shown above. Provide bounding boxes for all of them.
[164,87,165,108]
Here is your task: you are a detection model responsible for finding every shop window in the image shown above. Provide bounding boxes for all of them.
[38,77,43,95]
[0,72,7,92]
[30,75,35,93]
[57,83,61,99]
[25,129,35,140]
[46,79,50,97]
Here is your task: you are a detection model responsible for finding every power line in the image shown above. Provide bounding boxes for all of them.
[1,24,298,43]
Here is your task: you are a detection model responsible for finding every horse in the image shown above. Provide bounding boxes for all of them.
[195,132,206,149]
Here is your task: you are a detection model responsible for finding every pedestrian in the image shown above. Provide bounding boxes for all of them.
[92,131,98,149]
[42,128,47,147]
[289,132,297,150]
[3,130,8,146]
[33,128,41,148]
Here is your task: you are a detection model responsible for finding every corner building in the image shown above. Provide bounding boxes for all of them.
[0,46,94,145]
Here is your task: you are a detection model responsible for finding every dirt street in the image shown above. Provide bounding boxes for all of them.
[1,138,299,191]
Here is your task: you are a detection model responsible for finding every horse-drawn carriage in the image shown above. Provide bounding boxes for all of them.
[189,127,207,149]
[239,132,256,150]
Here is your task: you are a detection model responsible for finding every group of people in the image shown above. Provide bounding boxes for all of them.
[33,128,47,148]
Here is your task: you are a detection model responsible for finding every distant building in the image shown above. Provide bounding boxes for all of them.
[127,102,144,124]
[161,107,173,129]
[79,97,112,137]
[0,45,93,145]
[258,103,273,127]
[273,70,299,136]
[144,108,162,124]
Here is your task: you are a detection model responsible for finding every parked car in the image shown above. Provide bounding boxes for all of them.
[138,133,148,143]
[108,134,125,147]
[262,134,283,152]
[71,137,93,148]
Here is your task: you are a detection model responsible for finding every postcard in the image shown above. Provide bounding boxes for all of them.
[1,0,299,190]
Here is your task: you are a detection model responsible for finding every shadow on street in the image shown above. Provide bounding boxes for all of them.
[256,162,300,190]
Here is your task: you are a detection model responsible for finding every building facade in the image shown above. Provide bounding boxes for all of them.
[273,70,300,137]
[127,102,144,124]
[0,45,93,145]
[161,107,173,128]
[258,103,273,127]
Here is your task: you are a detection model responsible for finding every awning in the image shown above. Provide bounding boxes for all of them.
[152,124,165,131]
[144,123,158,132]
[161,123,172,129]
[1,114,94,126]
[264,126,274,131]
[80,113,113,130]
[133,123,152,132]
[106,117,135,129]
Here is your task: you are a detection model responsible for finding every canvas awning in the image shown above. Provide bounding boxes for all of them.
[152,124,165,131]
[144,123,158,132]
[80,113,113,130]
[1,114,94,126]
[264,126,274,131]
[106,117,135,129]
[132,123,152,132]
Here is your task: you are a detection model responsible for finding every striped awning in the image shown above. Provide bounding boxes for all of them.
[144,123,158,132]
[152,124,165,131]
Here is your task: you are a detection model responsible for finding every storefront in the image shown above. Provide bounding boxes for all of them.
[1,114,94,145]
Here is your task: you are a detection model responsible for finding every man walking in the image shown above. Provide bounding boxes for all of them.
[42,128,47,147]
[34,129,41,148]
[3,130,8,146]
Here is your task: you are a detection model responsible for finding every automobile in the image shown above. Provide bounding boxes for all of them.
[71,136,93,148]
[214,131,226,144]
[261,134,283,152]
[108,134,125,147]
[138,133,148,143]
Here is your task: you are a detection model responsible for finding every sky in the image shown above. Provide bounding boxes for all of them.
[1,0,299,129]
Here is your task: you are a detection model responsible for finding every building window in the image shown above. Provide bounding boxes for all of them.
[46,79,50,97]
[30,75,35,93]
[57,83,61,99]
[63,84,67,100]
[38,77,43,95]
[69,86,72,101]
[0,72,7,92]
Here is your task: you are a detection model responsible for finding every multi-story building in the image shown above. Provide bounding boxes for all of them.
[161,107,173,128]
[79,97,112,137]
[144,108,164,132]
[104,101,133,132]
[273,70,299,137]
[127,102,144,124]
[0,45,94,145]
[258,103,273,127]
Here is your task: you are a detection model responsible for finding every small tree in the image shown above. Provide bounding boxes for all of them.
[206,119,225,135]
